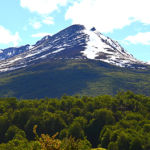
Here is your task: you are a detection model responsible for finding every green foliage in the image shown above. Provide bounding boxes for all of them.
[143,124,150,132]
[87,109,115,147]
[68,122,85,139]
[129,137,143,150]
[1,59,150,98]
[100,127,111,148]
[5,125,26,141]
[0,92,150,149]
[33,125,91,150]
[108,142,118,150]
[117,132,130,150]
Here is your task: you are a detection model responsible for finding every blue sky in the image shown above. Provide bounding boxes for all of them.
[0,0,150,62]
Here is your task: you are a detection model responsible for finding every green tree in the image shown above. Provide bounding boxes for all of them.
[87,109,115,147]
[68,122,84,139]
[5,125,26,141]
[117,132,130,150]
[0,115,9,142]
[129,138,143,150]
[100,127,111,148]
[108,142,119,150]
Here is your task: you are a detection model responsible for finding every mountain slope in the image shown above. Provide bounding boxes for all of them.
[0,24,149,98]
[0,59,150,99]
[0,24,148,72]
[0,44,30,60]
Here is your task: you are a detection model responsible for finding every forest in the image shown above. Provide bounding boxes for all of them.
[0,91,150,150]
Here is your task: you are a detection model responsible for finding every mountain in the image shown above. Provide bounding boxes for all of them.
[0,44,30,60]
[0,24,150,98]
[0,24,148,72]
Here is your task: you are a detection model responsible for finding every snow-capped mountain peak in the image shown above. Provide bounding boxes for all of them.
[0,24,148,72]
[82,27,143,67]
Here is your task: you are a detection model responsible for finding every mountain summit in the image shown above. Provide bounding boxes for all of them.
[0,24,147,72]
[0,25,150,98]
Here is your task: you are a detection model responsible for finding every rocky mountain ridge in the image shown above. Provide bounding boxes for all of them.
[0,24,148,72]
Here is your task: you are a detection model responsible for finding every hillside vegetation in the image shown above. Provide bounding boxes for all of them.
[0,60,150,98]
[0,91,150,149]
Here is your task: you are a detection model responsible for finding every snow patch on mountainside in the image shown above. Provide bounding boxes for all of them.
[0,50,3,54]
[81,27,144,67]
[29,45,34,50]
[0,65,27,72]
[82,30,112,59]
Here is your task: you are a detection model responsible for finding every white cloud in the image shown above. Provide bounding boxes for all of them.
[29,16,54,30]
[32,32,51,38]
[20,0,69,15]
[30,21,42,29]
[42,16,54,25]
[65,0,150,33]
[0,26,21,46]
[124,32,150,45]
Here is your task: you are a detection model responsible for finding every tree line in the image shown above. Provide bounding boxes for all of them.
[0,91,150,149]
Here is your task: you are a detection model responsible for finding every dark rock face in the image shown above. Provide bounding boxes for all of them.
[0,45,30,60]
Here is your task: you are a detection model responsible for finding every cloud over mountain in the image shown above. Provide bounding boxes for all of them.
[20,0,69,14]
[65,0,150,33]
[125,32,150,45]
[0,26,21,46]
